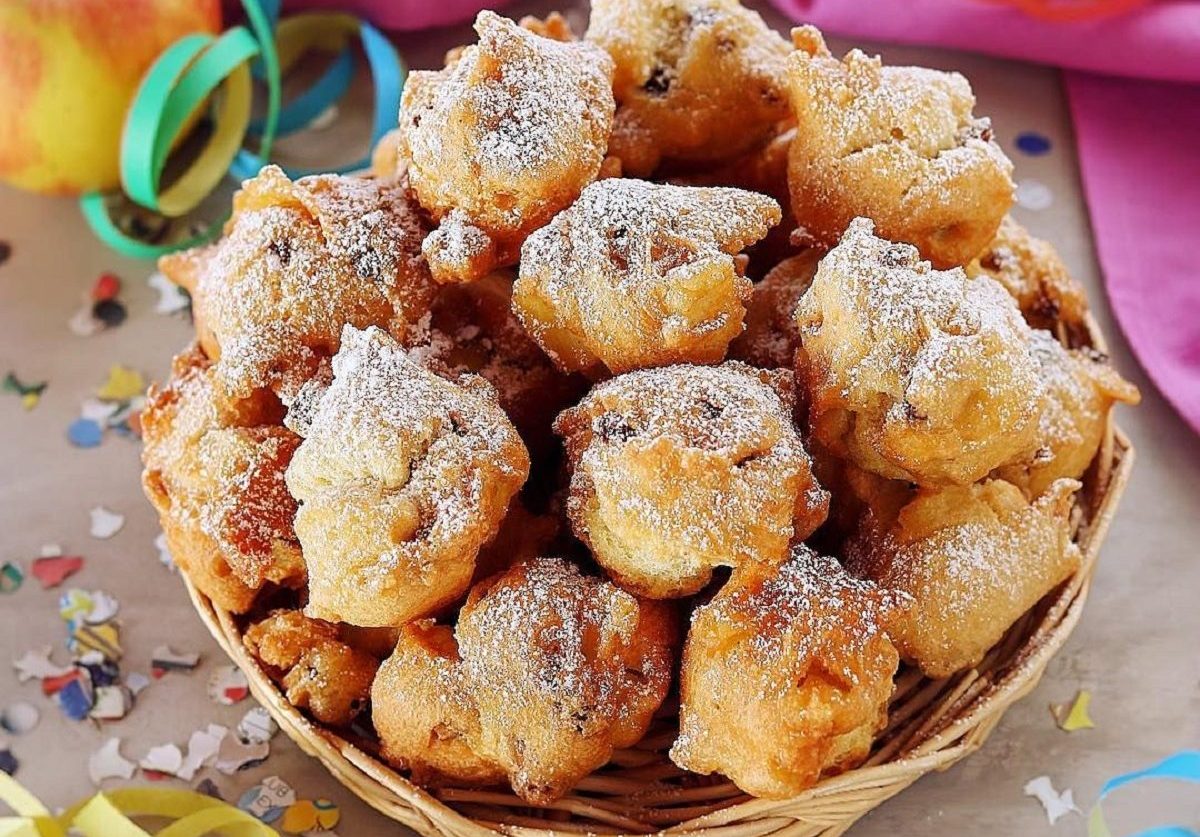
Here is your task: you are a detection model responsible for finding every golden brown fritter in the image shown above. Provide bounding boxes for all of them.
[373,558,676,802]
[370,128,406,180]
[244,610,379,726]
[373,621,507,788]
[555,362,828,598]
[513,178,781,376]
[160,165,435,402]
[411,270,586,461]
[786,26,1013,269]
[141,345,304,614]
[796,218,1044,486]
[399,11,615,284]
[587,0,791,176]
[672,546,904,798]
[728,248,821,369]
[284,326,530,627]
[995,331,1139,497]
[966,215,1089,330]
[846,478,1081,678]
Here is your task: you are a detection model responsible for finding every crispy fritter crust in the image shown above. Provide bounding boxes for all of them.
[846,478,1082,678]
[141,345,304,613]
[795,218,1044,486]
[372,558,676,803]
[785,26,1013,269]
[244,610,379,726]
[556,362,828,598]
[400,11,615,284]
[513,178,780,375]
[728,248,821,370]
[159,165,435,402]
[284,326,529,627]
[587,0,791,176]
[672,547,904,797]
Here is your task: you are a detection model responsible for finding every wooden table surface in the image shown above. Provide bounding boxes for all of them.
[1,2,1196,834]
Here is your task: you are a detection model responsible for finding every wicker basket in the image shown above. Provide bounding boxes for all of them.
[183,312,1134,837]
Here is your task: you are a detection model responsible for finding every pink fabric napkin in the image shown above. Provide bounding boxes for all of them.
[768,0,1200,433]
[282,0,503,31]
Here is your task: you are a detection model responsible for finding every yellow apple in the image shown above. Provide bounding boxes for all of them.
[0,0,222,195]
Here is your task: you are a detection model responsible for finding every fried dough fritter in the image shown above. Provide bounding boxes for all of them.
[399,11,615,284]
[786,26,1013,269]
[587,0,791,176]
[555,362,829,599]
[846,478,1082,678]
[372,557,676,803]
[243,610,379,726]
[728,248,821,370]
[513,178,781,376]
[995,331,1139,497]
[411,270,587,461]
[966,215,1089,330]
[373,621,507,787]
[796,218,1044,487]
[160,165,435,403]
[141,345,304,614]
[672,546,904,798]
[284,326,530,627]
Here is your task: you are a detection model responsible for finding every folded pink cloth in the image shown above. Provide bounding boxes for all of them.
[282,0,503,30]
[768,0,1200,83]
[768,0,1200,434]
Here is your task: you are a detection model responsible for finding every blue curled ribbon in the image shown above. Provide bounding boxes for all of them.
[1088,751,1200,837]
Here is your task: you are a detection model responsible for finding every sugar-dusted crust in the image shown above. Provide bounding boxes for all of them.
[672,547,905,797]
[513,178,780,375]
[400,11,615,284]
[796,218,1044,486]
[786,26,1013,269]
[556,361,828,598]
[285,326,530,627]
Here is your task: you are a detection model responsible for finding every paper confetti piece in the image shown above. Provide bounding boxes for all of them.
[208,665,250,706]
[140,743,184,777]
[39,544,62,557]
[0,747,17,776]
[215,733,270,775]
[89,738,136,784]
[92,298,127,328]
[0,561,22,593]
[30,554,83,589]
[69,622,122,660]
[177,724,226,781]
[1024,775,1080,825]
[2,372,47,411]
[238,775,297,822]
[0,240,10,265]
[13,648,71,682]
[92,273,121,302]
[89,505,125,539]
[1015,131,1053,156]
[67,417,104,447]
[151,645,201,676]
[149,271,191,315]
[1051,690,1095,731]
[155,532,176,571]
[68,305,106,337]
[0,702,39,735]
[59,588,120,625]
[55,674,95,721]
[96,365,145,401]
[89,685,133,720]
[1016,178,1054,211]
[125,672,150,696]
[237,707,278,744]
[280,798,340,833]
[195,777,223,799]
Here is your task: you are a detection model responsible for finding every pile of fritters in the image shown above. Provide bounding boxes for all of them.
[142,0,1139,805]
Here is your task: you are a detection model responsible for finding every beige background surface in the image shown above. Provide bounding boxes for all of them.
[1,2,1198,834]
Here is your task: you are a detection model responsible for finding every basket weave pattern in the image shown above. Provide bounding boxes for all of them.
[184,315,1133,837]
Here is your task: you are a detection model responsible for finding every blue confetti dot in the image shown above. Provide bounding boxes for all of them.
[1015,131,1052,156]
[67,418,103,448]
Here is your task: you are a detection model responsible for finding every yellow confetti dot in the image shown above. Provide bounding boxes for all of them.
[20,392,39,410]
[1050,689,1095,731]
[96,365,145,402]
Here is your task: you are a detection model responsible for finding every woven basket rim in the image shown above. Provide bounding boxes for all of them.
[181,316,1136,837]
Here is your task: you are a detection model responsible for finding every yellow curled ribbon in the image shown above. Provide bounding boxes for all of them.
[0,773,277,837]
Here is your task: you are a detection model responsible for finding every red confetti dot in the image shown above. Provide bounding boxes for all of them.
[92,272,121,302]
